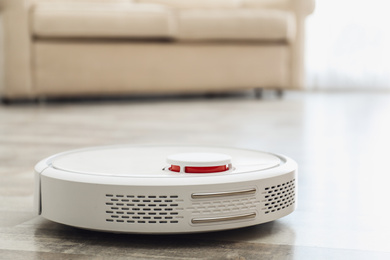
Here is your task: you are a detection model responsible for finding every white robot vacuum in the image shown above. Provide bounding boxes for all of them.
[34,145,297,234]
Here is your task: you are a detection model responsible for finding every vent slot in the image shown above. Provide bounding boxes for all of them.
[262,179,295,214]
[105,194,183,224]
[187,195,260,216]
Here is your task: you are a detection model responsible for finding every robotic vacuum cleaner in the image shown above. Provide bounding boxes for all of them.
[34,145,297,233]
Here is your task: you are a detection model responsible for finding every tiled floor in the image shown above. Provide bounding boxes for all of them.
[1,91,390,259]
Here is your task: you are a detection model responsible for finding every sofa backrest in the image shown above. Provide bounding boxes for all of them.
[30,0,314,16]
[32,0,132,3]
[133,0,314,16]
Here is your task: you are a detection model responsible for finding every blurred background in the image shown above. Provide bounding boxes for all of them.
[306,0,390,90]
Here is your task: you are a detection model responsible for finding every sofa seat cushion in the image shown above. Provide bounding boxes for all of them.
[177,9,295,42]
[32,3,176,38]
[32,2,294,42]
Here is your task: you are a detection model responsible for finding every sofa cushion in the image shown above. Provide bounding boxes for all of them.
[32,2,176,38]
[134,0,241,9]
[241,0,291,9]
[33,0,132,3]
[177,9,295,42]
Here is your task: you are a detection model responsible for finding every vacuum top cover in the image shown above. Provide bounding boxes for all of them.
[49,146,283,178]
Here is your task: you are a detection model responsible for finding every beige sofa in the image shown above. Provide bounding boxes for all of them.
[0,0,314,100]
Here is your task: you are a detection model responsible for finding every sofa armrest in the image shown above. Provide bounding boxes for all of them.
[0,0,33,99]
[293,0,315,16]
[241,0,315,89]
[290,0,315,89]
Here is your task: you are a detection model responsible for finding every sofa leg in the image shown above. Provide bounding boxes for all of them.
[276,89,284,98]
[37,96,48,105]
[254,88,263,99]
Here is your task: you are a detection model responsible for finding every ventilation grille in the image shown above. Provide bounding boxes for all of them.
[262,179,295,214]
[105,194,183,224]
[187,196,260,216]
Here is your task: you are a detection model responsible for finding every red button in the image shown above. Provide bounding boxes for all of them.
[169,165,181,172]
[170,165,228,173]
[167,152,232,174]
